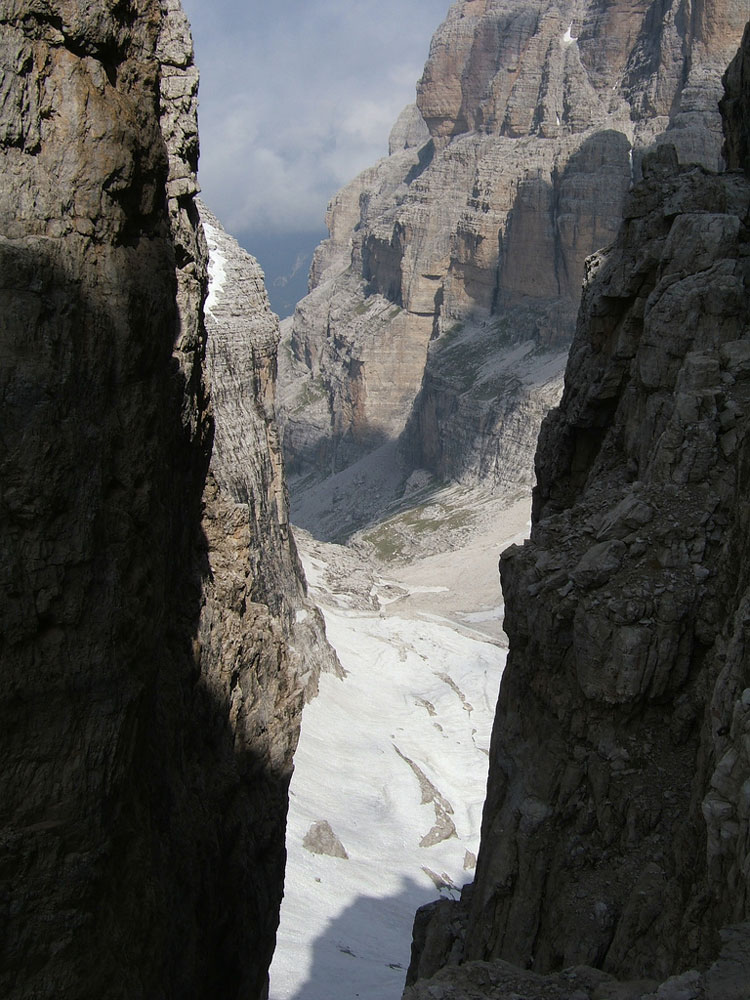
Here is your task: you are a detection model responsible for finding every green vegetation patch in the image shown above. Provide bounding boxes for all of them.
[292,375,328,413]
[362,529,405,562]
[432,333,498,392]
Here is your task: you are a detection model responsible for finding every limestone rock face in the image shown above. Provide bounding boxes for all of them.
[0,3,329,997]
[199,201,340,701]
[389,103,432,155]
[280,0,746,501]
[471,150,750,982]
[406,24,750,994]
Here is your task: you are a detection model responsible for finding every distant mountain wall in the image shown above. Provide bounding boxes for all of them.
[0,3,332,997]
[280,0,746,500]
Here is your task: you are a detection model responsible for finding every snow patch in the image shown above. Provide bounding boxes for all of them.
[562,21,577,46]
[270,494,531,998]
[202,221,227,318]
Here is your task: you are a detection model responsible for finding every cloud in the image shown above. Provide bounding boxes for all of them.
[180,0,450,237]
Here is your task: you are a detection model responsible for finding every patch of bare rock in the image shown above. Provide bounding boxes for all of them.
[404,924,750,999]
[303,820,350,860]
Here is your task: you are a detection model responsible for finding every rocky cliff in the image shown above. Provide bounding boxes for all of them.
[199,201,338,702]
[280,0,746,514]
[404,21,750,1000]
[0,3,329,997]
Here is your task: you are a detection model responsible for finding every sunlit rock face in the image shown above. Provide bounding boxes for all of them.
[279,0,746,495]
[199,201,340,700]
[0,3,333,998]
[404,22,750,998]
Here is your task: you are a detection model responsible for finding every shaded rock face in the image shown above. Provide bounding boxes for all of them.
[721,21,750,174]
[472,160,750,984]
[404,928,750,1000]
[280,0,746,496]
[0,3,327,998]
[405,23,750,997]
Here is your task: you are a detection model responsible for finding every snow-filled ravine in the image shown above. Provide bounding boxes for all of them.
[269,497,530,1000]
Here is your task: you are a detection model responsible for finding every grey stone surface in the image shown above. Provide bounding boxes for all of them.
[199,202,341,701]
[465,154,750,974]
[303,820,350,860]
[389,103,431,155]
[0,3,334,997]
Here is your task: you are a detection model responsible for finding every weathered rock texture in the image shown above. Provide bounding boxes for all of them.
[0,3,329,998]
[405,21,750,999]
[280,0,746,506]
[199,201,339,701]
[404,927,750,1000]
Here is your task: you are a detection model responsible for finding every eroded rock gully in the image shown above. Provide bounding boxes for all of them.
[0,3,332,997]
[280,0,747,504]
[404,23,750,1000]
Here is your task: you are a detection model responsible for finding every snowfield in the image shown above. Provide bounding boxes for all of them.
[270,609,502,999]
[269,497,530,1000]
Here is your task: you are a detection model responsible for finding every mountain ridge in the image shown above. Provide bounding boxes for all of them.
[279,0,746,528]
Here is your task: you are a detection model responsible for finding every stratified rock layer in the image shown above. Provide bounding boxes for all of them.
[280,0,746,505]
[0,3,325,998]
[199,201,340,701]
[406,23,750,998]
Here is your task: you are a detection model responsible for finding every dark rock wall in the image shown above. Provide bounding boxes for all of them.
[0,3,317,997]
[721,21,750,174]
[406,24,750,992]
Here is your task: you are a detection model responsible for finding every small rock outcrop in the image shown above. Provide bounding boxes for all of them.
[280,0,746,507]
[0,3,331,998]
[405,20,750,999]
[303,820,350,859]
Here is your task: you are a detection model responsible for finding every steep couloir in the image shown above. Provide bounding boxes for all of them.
[405,21,750,1000]
[0,3,331,998]
[280,0,746,509]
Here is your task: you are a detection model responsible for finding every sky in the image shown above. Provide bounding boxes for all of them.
[180,0,451,246]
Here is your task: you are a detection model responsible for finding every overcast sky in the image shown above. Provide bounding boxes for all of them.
[180,0,450,242]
